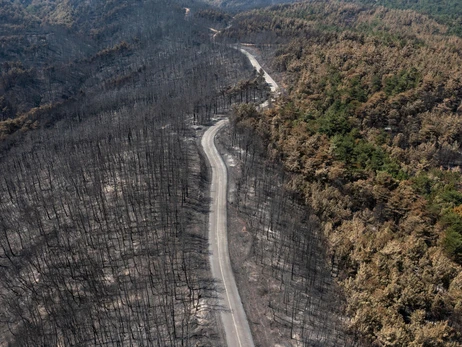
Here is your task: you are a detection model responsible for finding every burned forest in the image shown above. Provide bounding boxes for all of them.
[2,0,462,346]
[0,0,256,345]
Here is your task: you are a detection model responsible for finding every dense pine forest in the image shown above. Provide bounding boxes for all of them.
[219,0,462,345]
[345,0,462,36]
[1,0,462,346]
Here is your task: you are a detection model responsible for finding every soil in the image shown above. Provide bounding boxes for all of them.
[215,124,299,347]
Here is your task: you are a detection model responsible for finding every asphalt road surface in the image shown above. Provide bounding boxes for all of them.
[202,47,278,347]
[202,119,255,347]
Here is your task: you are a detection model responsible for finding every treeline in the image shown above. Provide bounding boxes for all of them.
[220,103,358,346]
[224,1,462,345]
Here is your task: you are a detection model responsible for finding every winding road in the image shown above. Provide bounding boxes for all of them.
[201,47,278,347]
[202,120,254,347]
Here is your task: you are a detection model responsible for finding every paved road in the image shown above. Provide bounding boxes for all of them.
[235,46,279,93]
[202,119,255,347]
[202,45,279,347]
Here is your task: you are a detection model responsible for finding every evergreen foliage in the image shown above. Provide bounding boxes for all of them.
[225,0,462,344]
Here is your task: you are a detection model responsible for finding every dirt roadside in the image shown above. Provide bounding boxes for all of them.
[215,124,297,347]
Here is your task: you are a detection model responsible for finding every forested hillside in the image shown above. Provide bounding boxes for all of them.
[3,0,462,345]
[0,0,217,147]
[345,0,462,36]
[0,0,257,345]
[201,0,298,10]
[218,112,356,346]
[0,0,133,121]
[221,1,462,345]
[348,0,462,16]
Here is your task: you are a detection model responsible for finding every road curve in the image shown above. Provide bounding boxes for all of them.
[202,119,255,347]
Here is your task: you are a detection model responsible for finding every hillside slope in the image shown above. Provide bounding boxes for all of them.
[345,0,462,36]
[0,0,191,146]
[200,0,298,10]
[0,0,256,345]
[222,1,462,345]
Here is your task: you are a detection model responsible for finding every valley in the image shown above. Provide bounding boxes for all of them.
[1,0,462,346]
